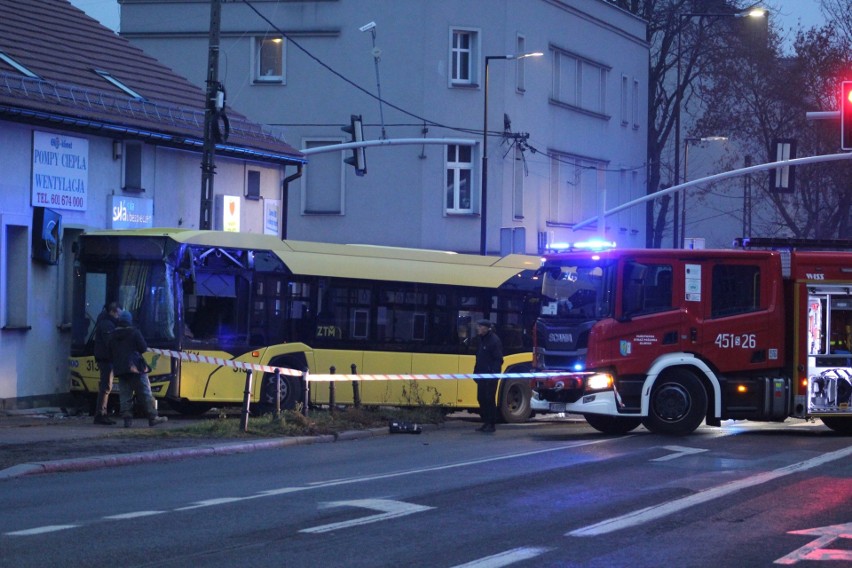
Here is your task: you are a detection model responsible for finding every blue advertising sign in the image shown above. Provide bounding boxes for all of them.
[110,195,153,229]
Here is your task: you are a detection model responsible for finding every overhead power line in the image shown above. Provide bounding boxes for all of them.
[239,0,472,137]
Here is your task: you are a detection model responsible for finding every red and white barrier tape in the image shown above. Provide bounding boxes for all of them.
[147,347,579,382]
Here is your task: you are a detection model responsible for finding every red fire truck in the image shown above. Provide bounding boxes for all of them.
[532,238,852,435]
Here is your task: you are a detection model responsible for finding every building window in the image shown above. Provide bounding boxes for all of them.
[450,28,478,86]
[516,35,527,93]
[620,75,629,126]
[60,228,82,327]
[246,170,261,201]
[632,78,641,129]
[550,47,609,117]
[94,69,144,100]
[122,141,143,192]
[255,36,284,83]
[302,139,344,215]
[549,152,606,226]
[445,144,473,214]
[513,145,524,219]
[0,50,39,78]
[2,221,29,329]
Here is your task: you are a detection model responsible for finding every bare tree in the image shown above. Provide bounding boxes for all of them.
[695,15,852,239]
[822,0,852,44]
[608,0,852,243]
[605,0,762,247]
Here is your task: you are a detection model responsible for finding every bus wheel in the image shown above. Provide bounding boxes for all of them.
[167,399,213,416]
[499,379,533,423]
[78,393,97,416]
[584,413,642,434]
[821,416,852,435]
[643,369,707,435]
[258,371,303,412]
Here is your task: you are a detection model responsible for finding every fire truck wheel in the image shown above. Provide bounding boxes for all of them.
[499,379,533,423]
[821,416,852,435]
[643,369,707,435]
[583,413,642,434]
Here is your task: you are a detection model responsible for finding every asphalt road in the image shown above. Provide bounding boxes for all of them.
[1,415,850,567]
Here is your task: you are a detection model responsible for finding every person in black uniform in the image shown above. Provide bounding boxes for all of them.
[109,310,167,428]
[92,302,122,425]
[473,319,503,433]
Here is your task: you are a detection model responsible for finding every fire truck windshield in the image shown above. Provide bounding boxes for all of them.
[540,262,614,320]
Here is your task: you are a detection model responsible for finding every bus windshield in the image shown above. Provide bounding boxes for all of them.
[540,262,614,320]
[72,259,178,352]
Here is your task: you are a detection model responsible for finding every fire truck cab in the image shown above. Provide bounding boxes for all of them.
[533,239,852,435]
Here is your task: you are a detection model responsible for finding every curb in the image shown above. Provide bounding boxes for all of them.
[0,425,419,481]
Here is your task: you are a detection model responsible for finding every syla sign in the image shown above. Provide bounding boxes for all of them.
[110,195,153,229]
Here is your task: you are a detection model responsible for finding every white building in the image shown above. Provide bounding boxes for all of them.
[120,0,649,254]
[0,0,304,407]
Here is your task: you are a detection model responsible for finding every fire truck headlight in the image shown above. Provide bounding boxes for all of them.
[585,373,613,391]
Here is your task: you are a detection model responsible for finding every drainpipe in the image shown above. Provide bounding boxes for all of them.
[281,164,303,240]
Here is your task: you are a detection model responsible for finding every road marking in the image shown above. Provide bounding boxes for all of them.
[6,525,77,536]
[568,445,852,537]
[651,445,708,462]
[104,511,166,520]
[175,497,256,510]
[775,523,852,564]
[451,547,554,567]
[293,438,624,490]
[255,487,303,496]
[300,499,434,534]
[3,437,620,537]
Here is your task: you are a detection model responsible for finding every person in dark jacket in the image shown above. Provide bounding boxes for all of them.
[109,310,167,428]
[92,302,122,425]
[473,319,503,433]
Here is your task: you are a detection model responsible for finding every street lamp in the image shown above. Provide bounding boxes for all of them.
[480,51,542,255]
[673,6,766,248]
[681,136,728,248]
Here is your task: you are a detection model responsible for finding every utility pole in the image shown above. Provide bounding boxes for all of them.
[199,0,222,230]
[743,155,752,237]
[359,21,387,139]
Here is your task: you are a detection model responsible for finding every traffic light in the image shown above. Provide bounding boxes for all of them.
[341,114,367,176]
[842,81,852,151]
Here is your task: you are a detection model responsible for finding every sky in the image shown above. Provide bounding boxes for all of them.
[770,0,827,51]
[69,0,120,31]
[70,0,827,38]
[773,0,825,30]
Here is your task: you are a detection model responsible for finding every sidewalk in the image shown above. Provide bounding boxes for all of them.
[0,408,391,481]
[0,407,204,443]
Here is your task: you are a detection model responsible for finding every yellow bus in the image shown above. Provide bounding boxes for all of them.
[68,229,543,421]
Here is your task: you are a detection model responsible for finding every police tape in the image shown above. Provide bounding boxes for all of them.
[146,347,579,382]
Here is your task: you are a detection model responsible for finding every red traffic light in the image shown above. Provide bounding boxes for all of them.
[842,81,852,151]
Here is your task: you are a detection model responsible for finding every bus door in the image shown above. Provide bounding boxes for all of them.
[311,349,366,405]
[181,269,256,403]
[412,351,460,407]
[358,352,413,405]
